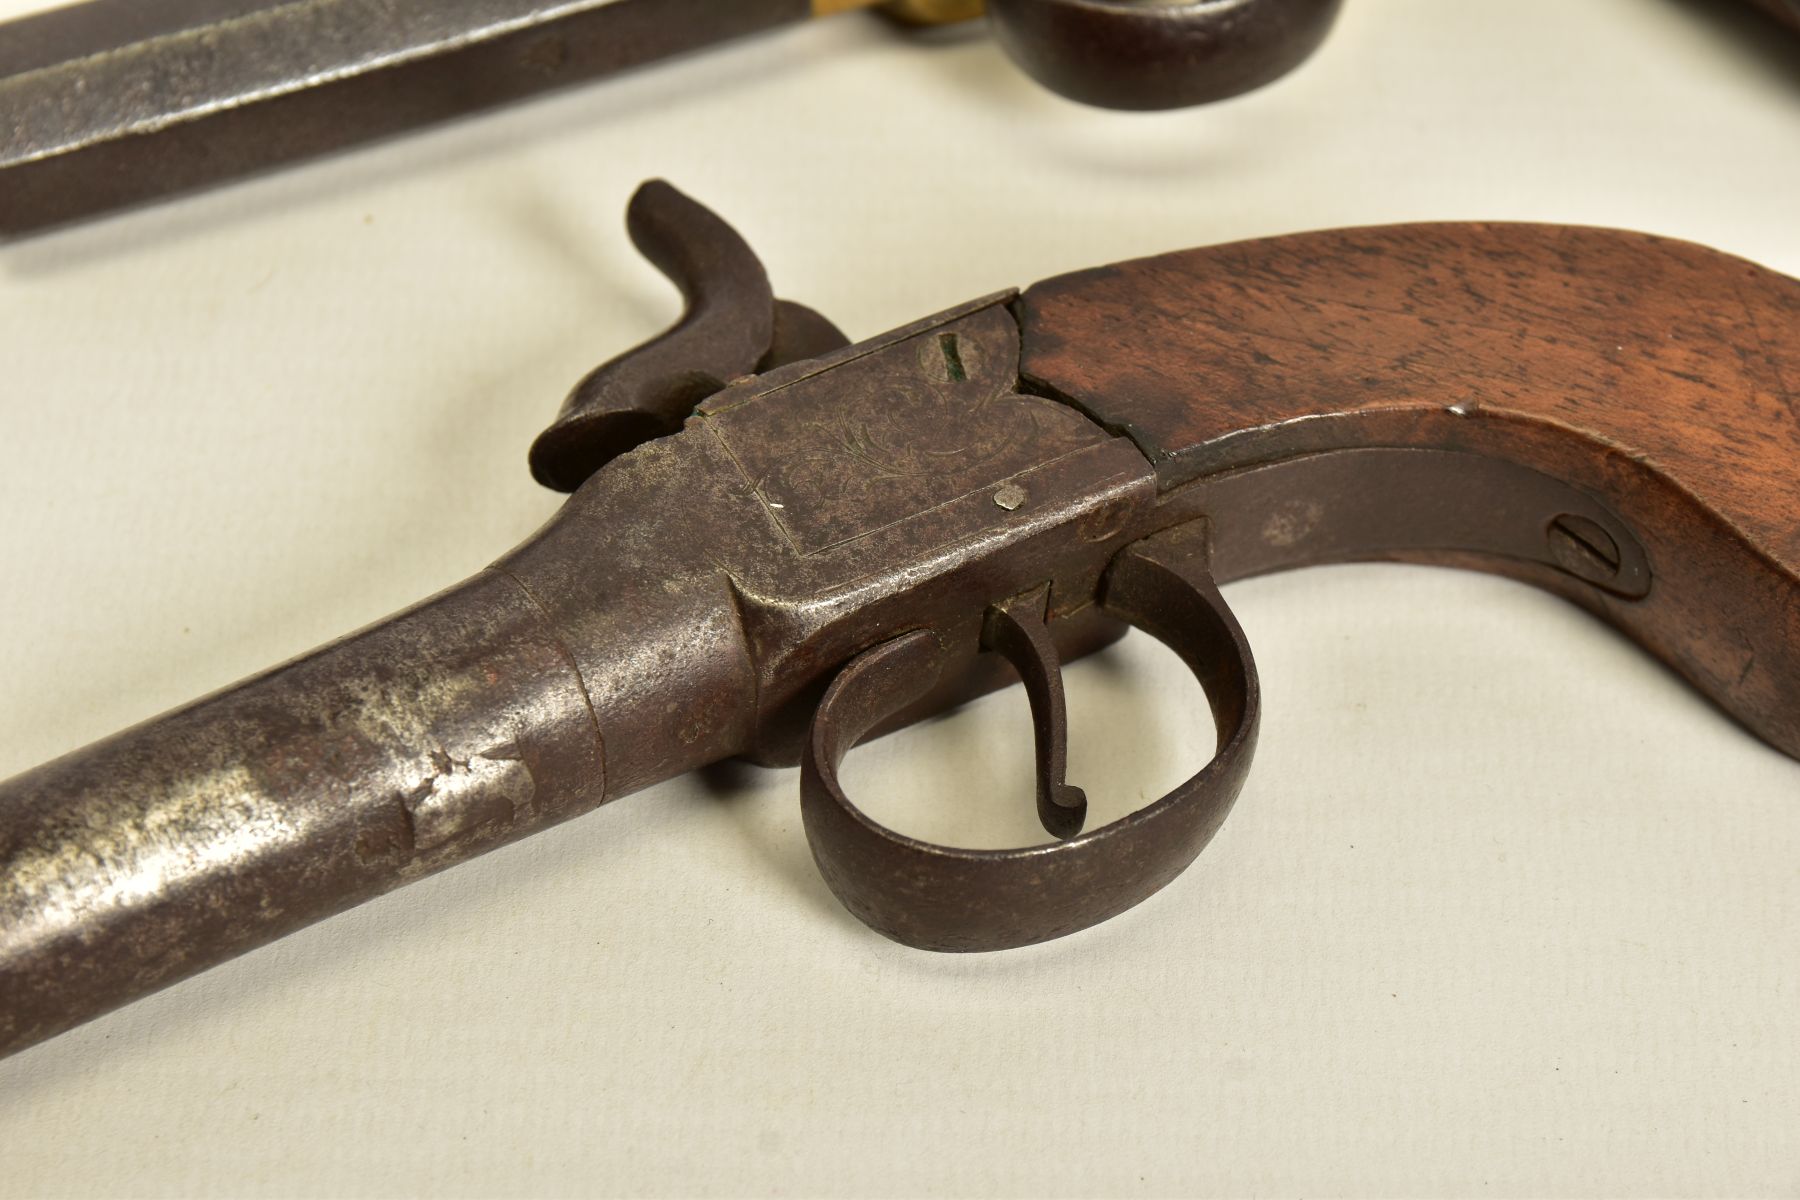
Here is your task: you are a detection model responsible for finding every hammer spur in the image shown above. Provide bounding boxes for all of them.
[528,180,847,492]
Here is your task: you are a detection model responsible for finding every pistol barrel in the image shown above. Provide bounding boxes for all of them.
[0,567,604,1056]
[0,401,775,1060]
[0,0,814,235]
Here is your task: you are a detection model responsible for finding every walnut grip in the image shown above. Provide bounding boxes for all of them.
[1014,223,1800,759]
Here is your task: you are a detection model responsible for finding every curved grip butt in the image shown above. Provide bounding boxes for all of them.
[1017,223,1800,758]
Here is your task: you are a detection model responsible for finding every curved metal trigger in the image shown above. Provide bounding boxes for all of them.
[529,180,849,493]
[981,585,1088,841]
[799,517,1261,953]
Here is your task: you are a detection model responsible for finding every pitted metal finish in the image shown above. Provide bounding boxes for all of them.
[530,180,848,492]
[981,585,1088,842]
[801,518,1260,953]
[0,569,605,1056]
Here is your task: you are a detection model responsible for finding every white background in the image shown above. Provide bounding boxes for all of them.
[1,1,1797,1195]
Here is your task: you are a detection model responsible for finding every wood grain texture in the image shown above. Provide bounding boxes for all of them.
[1015,223,1800,759]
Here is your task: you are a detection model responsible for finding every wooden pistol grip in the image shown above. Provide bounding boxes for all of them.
[1015,223,1800,759]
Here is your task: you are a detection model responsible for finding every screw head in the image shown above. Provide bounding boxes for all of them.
[1547,513,1622,584]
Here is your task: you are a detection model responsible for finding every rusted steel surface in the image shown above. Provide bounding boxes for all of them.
[980,585,1089,841]
[0,0,1338,235]
[530,180,848,492]
[2,183,1798,1059]
[0,570,609,1056]
[802,519,1259,952]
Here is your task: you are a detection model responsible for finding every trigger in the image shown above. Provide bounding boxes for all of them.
[981,585,1088,841]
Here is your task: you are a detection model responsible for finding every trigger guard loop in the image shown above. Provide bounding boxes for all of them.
[798,521,1261,952]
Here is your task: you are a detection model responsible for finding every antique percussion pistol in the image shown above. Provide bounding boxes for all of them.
[0,0,1344,234]
[2,182,1797,1059]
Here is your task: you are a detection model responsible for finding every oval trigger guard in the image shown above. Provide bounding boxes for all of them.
[798,520,1261,953]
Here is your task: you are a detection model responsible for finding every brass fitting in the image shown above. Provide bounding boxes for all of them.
[811,0,984,25]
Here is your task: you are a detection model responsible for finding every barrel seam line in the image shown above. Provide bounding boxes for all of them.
[485,564,607,795]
